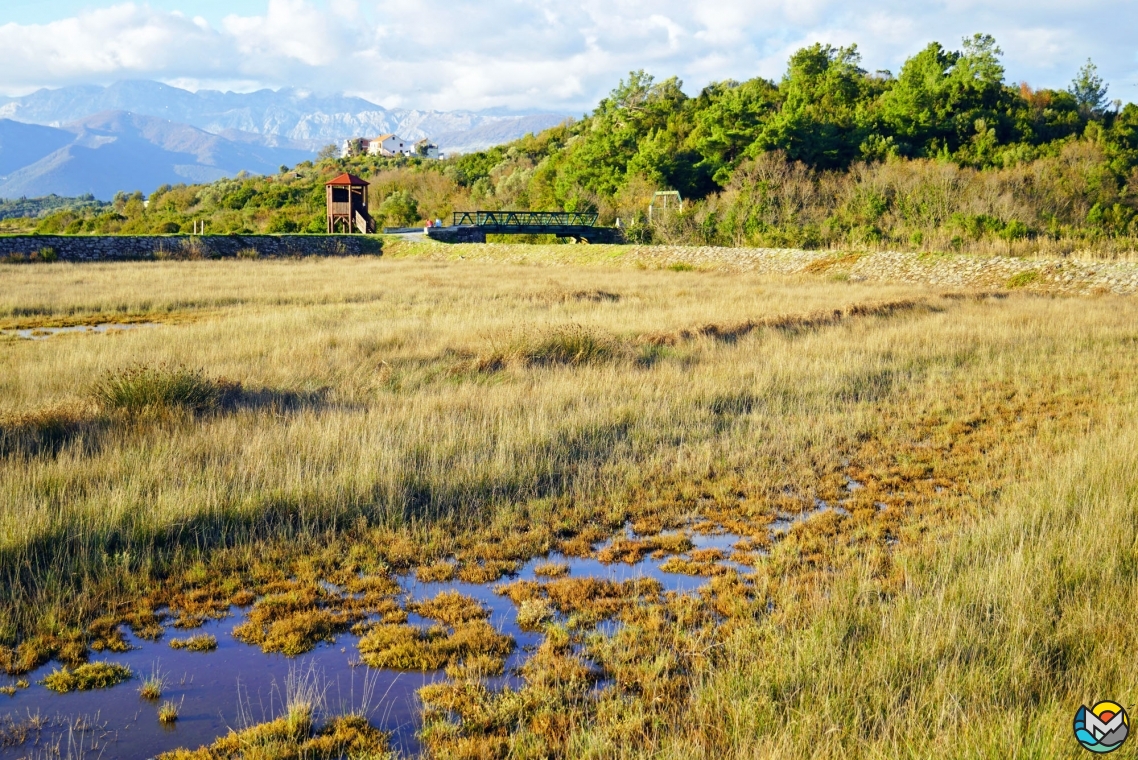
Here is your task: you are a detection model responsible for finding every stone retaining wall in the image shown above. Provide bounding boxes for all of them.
[0,235,382,262]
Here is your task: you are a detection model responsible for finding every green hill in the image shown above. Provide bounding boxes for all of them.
[17,34,1138,257]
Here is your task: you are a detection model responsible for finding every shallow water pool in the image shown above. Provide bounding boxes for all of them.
[0,528,752,758]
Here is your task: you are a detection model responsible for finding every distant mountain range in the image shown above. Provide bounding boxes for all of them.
[0,81,571,200]
[0,111,314,201]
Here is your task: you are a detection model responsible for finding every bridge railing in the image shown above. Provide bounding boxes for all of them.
[452,211,599,228]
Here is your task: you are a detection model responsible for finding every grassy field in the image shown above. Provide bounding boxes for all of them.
[1,247,1137,757]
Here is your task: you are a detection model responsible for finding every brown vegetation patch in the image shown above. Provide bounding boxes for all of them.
[231,580,384,656]
[457,561,518,584]
[169,634,217,652]
[416,561,457,583]
[596,533,692,564]
[419,625,601,757]
[357,620,513,672]
[639,298,928,346]
[658,548,730,576]
[532,561,569,578]
[409,591,489,626]
[803,252,865,274]
[499,577,663,626]
[0,404,101,458]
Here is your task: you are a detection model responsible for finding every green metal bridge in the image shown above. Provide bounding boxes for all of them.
[423,210,622,243]
[452,211,599,228]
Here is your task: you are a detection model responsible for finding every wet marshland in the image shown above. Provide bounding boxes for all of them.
[0,527,766,758]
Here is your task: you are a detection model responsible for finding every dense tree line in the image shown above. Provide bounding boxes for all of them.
[23,35,1138,255]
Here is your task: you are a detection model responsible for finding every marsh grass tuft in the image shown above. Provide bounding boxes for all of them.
[157,714,390,759]
[484,324,618,369]
[231,581,372,656]
[160,662,391,758]
[168,634,217,652]
[92,364,224,414]
[158,697,182,724]
[138,664,167,700]
[515,599,555,631]
[41,662,131,693]
[415,561,457,583]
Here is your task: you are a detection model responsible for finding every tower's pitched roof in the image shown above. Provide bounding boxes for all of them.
[325,173,369,186]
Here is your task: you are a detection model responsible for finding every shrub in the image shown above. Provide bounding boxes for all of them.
[266,215,299,233]
[92,364,224,414]
[999,219,1031,241]
[377,191,420,227]
[1006,270,1041,288]
[177,237,205,260]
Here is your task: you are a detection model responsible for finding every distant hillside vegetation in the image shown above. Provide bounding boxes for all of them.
[12,34,1138,257]
[0,194,106,220]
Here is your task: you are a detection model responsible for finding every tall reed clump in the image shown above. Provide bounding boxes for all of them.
[91,364,224,415]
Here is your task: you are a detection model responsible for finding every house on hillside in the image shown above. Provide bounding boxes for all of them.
[340,137,371,158]
[367,134,413,157]
[341,134,440,159]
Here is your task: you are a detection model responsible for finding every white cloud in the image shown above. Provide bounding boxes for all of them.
[0,0,1135,110]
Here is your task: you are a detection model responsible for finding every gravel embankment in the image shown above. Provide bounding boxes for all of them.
[616,245,1138,295]
[403,240,1138,294]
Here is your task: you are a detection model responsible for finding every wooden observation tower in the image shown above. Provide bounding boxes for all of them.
[325,173,375,233]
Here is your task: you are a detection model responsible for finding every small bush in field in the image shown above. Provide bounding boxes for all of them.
[92,364,223,414]
[517,325,614,366]
[1006,270,1041,289]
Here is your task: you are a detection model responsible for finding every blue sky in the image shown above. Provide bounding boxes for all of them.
[1,1,1136,112]
[5,0,238,25]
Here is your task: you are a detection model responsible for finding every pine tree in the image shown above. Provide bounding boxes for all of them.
[1069,59,1109,116]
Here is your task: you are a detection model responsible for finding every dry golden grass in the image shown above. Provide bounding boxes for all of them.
[1,249,1137,757]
